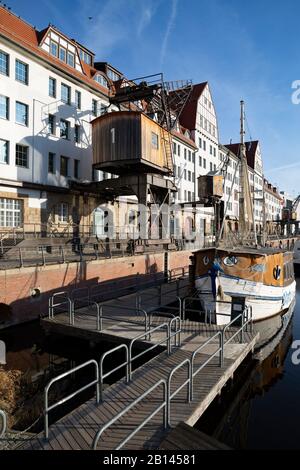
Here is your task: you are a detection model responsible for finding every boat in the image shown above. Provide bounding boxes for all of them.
[191,101,296,325]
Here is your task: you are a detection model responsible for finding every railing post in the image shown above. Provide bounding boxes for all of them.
[240,311,245,343]
[167,323,171,356]
[41,246,46,267]
[220,332,224,367]
[61,246,65,264]
[19,247,23,268]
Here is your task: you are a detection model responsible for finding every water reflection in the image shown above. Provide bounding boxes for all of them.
[197,280,300,449]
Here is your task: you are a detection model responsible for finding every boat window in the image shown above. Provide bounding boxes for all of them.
[223,256,238,267]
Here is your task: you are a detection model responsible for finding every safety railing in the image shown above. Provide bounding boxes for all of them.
[92,379,167,450]
[190,331,223,400]
[44,359,100,440]
[167,359,192,426]
[99,344,129,401]
[0,409,6,439]
[97,304,149,333]
[128,323,171,380]
[181,296,206,321]
[48,291,73,324]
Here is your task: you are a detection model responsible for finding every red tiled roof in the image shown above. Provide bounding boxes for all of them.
[225,141,259,169]
[179,82,208,130]
[171,129,197,149]
[0,6,110,97]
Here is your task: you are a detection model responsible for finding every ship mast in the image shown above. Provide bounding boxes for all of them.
[238,100,256,243]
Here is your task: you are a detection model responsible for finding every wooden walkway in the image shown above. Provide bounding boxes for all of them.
[18,324,258,450]
[10,279,259,451]
[160,422,231,450]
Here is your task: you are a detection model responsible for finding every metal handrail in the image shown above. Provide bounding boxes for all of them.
[44,359,100,440]
[190,331,223,400]
[99,304,149,333]
[128,323,171,380]
[99,344,129,401]
[169,316,181,347]
[48,291,73,324]
[167,359,191,426]
[0,409,6,438]
[92,379,167,450]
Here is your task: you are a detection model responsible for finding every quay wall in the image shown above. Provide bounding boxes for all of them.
[0,250,192,326]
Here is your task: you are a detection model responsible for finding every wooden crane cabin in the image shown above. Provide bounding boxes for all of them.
[92,111,173,175]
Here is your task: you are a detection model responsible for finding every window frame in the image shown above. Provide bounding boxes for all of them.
[0,139,9,165]
[61,83,71,105]
[0,198,23,228]
[75,90,81,110]
[15,144,29,168]
[60,155,69,177]
[15,59,29,85]
[0,95,9,120]
[49,77,57,98]
[60,119,70,140]
[0,50,9,76]
[48,152,56,174]
[15,101,29,126]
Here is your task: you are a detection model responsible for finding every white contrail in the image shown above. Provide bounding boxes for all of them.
[160,0,178,65]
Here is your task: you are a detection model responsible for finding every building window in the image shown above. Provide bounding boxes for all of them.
[199,138,202,149]
[0,95,9,120]
[192,153,195,163]
[60,156,69,177]
[60,119,70,139]
[203,140,206,151]
[188,150,191,161]
[48,114,55,135]
[177,145,181,156]
[75,124,80,143]
[173,142,176,155]
[0,198,23,228]
[151,132,159,149]
[107,69,120,82]
[50,41,58,57]
[67,52,75,68]
[94,74,108,88]
[92,99,98,117]
[203,158,206,169]
[61,83,71,104]
[59,47,67,62]
[0,139,9,164]
[75,91,81,110]
[210,162,213,171]
[48,152,55,174]
[49,77,56,98]
[74,159,79,179]
[184,169,187,180]
[59,203,69,223]
[199,156,202,166]
[15,144,29,167]
[15,59,28,84]
[0,50,9,76]
[188,171,191,182]
[79,49,92,66]
[16,102,28,126]
[184,148,187,160]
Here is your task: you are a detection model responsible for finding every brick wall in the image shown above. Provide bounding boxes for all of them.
[0,250,193,325]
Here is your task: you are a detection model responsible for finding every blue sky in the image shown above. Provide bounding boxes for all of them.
[7,0,300,195]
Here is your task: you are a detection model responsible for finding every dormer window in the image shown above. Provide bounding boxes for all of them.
[48,33,76,68]
[67,52,75,68]
[79,49,92,66]
[94,74,108,88]
[107,69,120,82]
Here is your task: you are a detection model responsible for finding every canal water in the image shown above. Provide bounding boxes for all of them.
[196,278,300,449]
[1,279,300,448]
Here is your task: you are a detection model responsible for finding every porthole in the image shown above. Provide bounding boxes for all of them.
[203,256,210,266]
[223,256,238,267]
